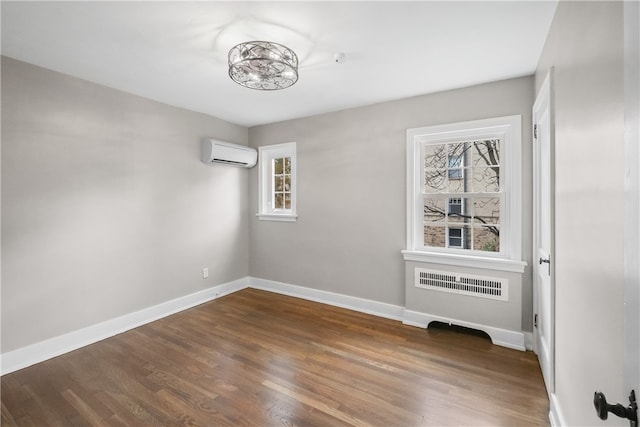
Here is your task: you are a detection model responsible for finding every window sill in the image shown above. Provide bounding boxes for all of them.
[257,213,298,222]
[401,250,527,273]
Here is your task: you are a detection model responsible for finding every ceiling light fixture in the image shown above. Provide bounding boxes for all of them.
[228,41,298,91]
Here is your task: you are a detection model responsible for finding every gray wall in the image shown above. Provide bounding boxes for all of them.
[535,2,626,425]
[1,57,249,353]
[249,76,534,330]
[2,57,538,356]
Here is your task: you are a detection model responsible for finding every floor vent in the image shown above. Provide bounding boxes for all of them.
[415,268,508,301]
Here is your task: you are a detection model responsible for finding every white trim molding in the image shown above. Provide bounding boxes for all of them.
[549,392,567,427]
[249,277,405,321]
[2,276,533,375]
[524,331,535,351]
[402,250,527,273]
[257,213,298,222]
[1,277,249,375]
[402,309,526,351]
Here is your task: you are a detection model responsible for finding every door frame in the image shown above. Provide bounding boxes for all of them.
[533,69,556,395]
[623,0,640,398]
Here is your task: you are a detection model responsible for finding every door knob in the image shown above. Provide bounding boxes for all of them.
[594,390,637,426]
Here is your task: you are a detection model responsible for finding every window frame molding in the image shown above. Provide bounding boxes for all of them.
[257,142,297,222]
[403,115,526,273]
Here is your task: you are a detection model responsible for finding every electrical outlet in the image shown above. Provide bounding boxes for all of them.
[202,268,209,279]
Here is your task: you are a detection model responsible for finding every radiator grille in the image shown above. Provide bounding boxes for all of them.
[415,268,508,301]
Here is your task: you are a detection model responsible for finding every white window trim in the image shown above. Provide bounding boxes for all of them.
[401,250,526,273]
[403,115,526,273]
[257,142,297,222]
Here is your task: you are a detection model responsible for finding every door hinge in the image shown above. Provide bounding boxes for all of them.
[534,124,538,139]
[534,314,538,328]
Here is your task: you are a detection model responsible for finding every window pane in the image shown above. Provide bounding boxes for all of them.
[447,172,467,193]
[284,157,291,174]
[275,176,284,191]
[472,140,500,167]
[447,142,467,160]
[472,166,500,193]
[284,193,291,209]
[447,197,468,223]
[447,154,463,179]
[274,158,284,174]
[448,168,463,180]
[424,225,446,248]
[424,199,446,223]
[447,225,471,249]
[274,193,284,209]
[424,144,447,169]
[446,143,466,183]
[474,226,500,252]
[425,169,447,193]
[448,227,463,248]
[284,175,291,191]
[473,197,500,225]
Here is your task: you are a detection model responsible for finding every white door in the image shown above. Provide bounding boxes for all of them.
[533,71,555,394]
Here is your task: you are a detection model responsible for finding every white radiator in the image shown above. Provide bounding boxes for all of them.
[414,268,508,301]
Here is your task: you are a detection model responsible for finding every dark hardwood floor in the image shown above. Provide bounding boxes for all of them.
[1,288,549,426]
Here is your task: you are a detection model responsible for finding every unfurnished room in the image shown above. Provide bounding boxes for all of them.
[1,1,640,426]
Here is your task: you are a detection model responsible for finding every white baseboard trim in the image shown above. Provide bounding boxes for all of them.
[524,331,535,351]
[0,277,249,375]
[248,277,405,321]
[2,276,531,375]
[549,392,566,427]
[402,309,526,351]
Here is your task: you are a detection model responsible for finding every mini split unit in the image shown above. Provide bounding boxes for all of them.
[201,138,257,168]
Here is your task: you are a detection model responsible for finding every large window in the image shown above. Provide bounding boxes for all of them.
[423,139,500,251]
[258,142,297,222]
[404,116,524,272]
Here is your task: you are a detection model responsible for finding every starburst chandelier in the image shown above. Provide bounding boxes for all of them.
[228,41,299,91]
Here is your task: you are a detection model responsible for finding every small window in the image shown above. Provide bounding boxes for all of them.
[448,227,464,248]
[448,197,463,215]
[258,142,297,222]
[273,157,292,210]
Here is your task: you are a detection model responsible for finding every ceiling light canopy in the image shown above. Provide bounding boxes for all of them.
[228,41,299,91]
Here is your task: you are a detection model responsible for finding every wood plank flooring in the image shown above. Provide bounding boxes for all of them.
[1,289,549,426]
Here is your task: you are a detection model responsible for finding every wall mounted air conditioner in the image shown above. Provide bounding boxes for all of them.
[201,138,257,168]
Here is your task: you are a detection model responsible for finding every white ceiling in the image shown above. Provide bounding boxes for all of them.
[1,1,558,127]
